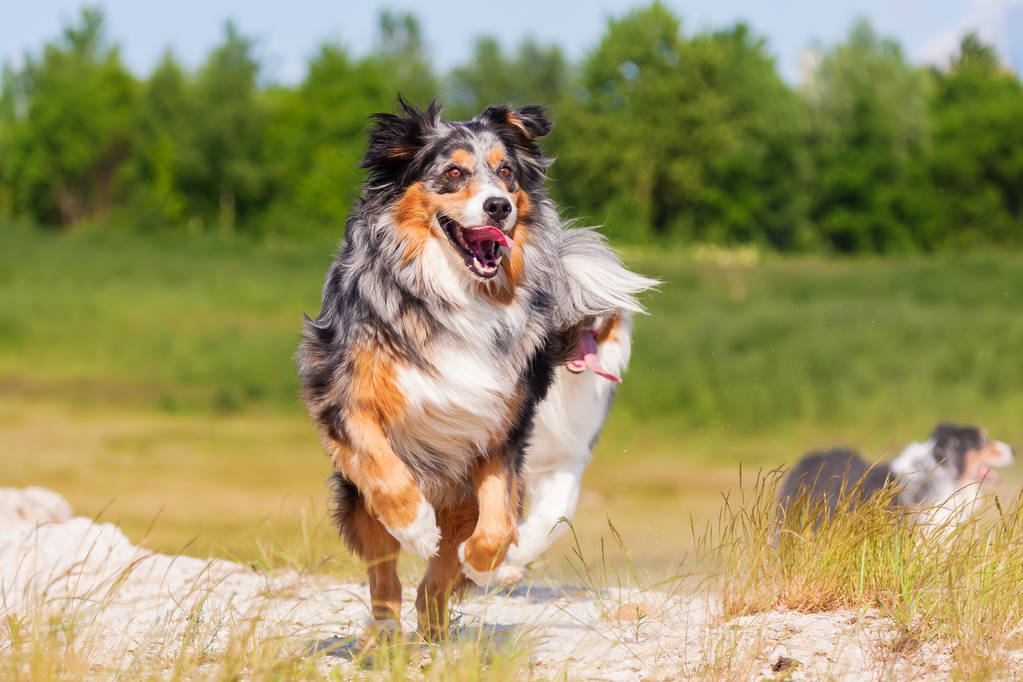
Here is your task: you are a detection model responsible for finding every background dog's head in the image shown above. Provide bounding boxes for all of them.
[359,98,552,287]
[930,421,1014,487]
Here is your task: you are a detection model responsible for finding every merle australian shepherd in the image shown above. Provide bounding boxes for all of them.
[297,99,654,640]
[778,422,1014,528]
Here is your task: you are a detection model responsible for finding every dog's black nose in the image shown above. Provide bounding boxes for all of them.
[483,196,512,223]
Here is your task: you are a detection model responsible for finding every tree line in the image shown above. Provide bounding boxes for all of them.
[2,4,1022,252]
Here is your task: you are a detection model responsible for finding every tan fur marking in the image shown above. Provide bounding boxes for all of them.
[462,456,518,573]
[971,443,1007,465]
[324,347,423,529]
[325,429,423,529]
[388,144,414,160]
[451,149,474,167]
[482,278,515,306]
[515,189,532,222]
[394,183,434,263]
[963,449,984,485]
[416,504,477,640]
[487,147,505,166]
[348,502,402,622]
[351,346,405,425]
[395,178,492,267]
[505,112,530,137]
[431,181,479,217]
[595,314,622,344]
[507,219,529,286]
[962,443,1009,484]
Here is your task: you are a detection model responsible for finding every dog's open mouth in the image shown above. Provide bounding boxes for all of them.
[976,464,1001,486]
[438,215,513,279]
[566,328,622,383]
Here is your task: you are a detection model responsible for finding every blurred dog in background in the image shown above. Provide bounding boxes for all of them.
[778,421,1014,529]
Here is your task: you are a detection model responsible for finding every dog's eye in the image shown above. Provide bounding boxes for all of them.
[498,166,512,179]
[445,167,463,180]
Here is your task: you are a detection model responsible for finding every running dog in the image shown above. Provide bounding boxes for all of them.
[493,303,635,586]
[297,99,653,640]
[777,422,1014,528]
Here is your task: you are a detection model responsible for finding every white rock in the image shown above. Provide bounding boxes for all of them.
[0,486,73,524]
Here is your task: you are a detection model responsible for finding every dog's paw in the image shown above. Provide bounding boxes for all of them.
[493,564,526,587]
[457,540,497,587]
[382,499,440,559]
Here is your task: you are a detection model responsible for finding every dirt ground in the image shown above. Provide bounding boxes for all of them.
[1,486,1010,680]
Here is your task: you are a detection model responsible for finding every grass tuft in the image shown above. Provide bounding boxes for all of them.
[698,468,1023,677]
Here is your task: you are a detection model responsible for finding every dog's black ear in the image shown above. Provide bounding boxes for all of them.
[480,104,554,142]
[360,96,441,176]
[480,105,553,188]
[931,421,959,443]
[931,422,967,473]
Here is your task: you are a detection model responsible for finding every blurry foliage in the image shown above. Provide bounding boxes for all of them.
[802,20,932,253]
[446,37,570,119]
[552,6,809,247]
[1,5,1023,251]
[927,33,1023,248]
[0,8,135,225]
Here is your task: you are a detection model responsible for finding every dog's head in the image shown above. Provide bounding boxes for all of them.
[930,421,1014,487]
[359,98,552,286]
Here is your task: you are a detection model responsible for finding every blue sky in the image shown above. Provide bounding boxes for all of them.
[3,1,1021,84]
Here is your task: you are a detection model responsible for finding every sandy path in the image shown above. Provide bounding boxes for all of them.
[0,487,972,679]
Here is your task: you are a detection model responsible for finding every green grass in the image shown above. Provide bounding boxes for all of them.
[4,225,1021,443]
[2,223,1022,570]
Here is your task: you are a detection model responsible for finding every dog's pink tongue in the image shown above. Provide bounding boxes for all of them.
[566,330,621,383]
[979,465,1001,487]
[463,226,513,250]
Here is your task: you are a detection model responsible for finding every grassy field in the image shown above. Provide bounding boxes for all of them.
[2,225,1022,576]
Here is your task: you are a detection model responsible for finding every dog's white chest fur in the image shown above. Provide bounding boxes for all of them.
[391,298,531,467]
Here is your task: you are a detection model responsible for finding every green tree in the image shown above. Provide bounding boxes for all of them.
[446,37,570,118]
[129,51,194,225]
[927,33,1023,246]
[185,22,269,232]
[262,44,399,230]
[373,11,438,107]
[686,25,810,249]
[0,7,136,227]
[260,12,439,233]
[803,20,932,253]
[551,3,807,246]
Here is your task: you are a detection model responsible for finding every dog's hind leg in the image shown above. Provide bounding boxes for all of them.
[458,454,520,586]
[333,475,403,636]
[416,502,477,641]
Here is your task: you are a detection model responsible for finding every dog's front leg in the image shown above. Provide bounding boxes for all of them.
[495,460,585,586]
[458,454,518,586]
[327,411,440,559]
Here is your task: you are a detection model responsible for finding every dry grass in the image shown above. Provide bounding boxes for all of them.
[0,523,528,682]
[697,467,1023,677]
[6,471,1023,680]
[1,605,530,682]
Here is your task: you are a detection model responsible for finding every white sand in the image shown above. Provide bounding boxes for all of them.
[0,487,991,679]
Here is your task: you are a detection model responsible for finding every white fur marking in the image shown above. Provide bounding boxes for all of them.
[381,498,440,559]
[458,540,497,587]
[989,441,1015,467]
